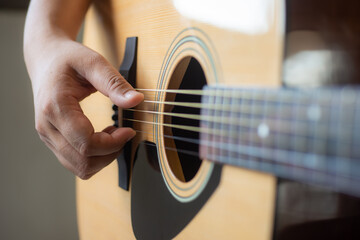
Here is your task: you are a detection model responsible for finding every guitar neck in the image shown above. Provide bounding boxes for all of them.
[200,85,360,196]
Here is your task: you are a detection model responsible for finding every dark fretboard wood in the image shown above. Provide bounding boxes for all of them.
[200,85,360,196]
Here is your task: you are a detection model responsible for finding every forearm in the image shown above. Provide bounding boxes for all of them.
[24,0,91,87]
[24,0,90,41]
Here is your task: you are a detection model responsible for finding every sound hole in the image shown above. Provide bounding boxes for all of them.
[164,57,206,182]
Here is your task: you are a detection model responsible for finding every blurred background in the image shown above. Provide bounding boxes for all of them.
[0,1,78,239]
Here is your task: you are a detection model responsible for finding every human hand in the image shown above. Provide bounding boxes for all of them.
[25,39,143,179]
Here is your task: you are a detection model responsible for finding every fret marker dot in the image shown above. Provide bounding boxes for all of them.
[257,123,269,139]
[307,105,321,121]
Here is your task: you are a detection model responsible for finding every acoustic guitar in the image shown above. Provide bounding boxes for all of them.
[78,0,360,239]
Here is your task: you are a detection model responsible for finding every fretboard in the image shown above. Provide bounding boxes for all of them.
[199,85,360,196]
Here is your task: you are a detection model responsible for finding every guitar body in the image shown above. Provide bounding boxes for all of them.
[78,0,360,239]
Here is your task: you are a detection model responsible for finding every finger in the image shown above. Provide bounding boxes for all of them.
[55,144,121,180]
[102,125,118,134]
[38,123,84,175]
[48,97,135,157]
[41,124,122,179]
[82,150,123,179]
[71,48,144,108]
[78,127,136,157]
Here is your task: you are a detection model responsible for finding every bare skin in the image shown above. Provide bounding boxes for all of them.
[24,0,144,179]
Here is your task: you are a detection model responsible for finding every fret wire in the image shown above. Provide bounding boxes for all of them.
[337,91,351,186]
[249,90,257,170]
[206,90,213,160]
[330,93,339,184]
[212,88,219,162]
[240,92,250,167]
[343,92,356,158]
[235,93,241,166]
[219,88,228,163]
[209,89,217,159]
[274,91,281,176]
[219,90,225,163]
[353,95,360,159]
[280,90,292,176]
[229,89,238,165]
[237,91,245,168]
[215,88,223,161]
[258,90,266,171]
[292,93,301,178]
[343,93,355,184]
[311,93,323,182]
[336,93,342,185]
[199,91,208,160]
[262,90,271,172]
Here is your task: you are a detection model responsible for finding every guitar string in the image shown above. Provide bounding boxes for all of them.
[133,129,360,179]
[123,90,357,143]
[138,100,326,115]
[124,107,353,138]
[139,98,356,111]
[136,88,337,103]
[135,88,358,106]
[135,87,356,137]
[122,113,356,145]
[118,88,360,187]
[125,117,360,164]
[133,128,352,163]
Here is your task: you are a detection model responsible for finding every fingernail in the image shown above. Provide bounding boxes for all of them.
[127,130,136,142]
[124,90,140,99]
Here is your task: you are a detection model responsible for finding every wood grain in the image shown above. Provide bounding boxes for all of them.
[78,0,283,239]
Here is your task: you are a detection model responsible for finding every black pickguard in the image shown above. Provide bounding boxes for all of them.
[130,142,222,240]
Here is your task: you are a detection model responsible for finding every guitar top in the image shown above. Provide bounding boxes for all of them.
[78,0,360,239]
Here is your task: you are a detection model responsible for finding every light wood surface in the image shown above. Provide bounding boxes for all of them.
[78,0,283,239]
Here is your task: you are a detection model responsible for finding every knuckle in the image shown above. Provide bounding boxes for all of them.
[107,74,127,92]
[78,172,93,180]
[35,122,47,137]
[76,160,93,180]
[41,101,54,118]
[36,127,54,149]
[34,119,57,149]
[38,133,47,143]
[78,139,91,157]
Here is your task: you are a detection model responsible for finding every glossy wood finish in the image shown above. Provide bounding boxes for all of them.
[78,0,283,239]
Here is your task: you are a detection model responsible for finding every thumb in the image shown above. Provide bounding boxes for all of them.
[75,51,144,108]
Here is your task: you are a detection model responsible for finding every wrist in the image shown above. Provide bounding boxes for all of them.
[24,28,72,73]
